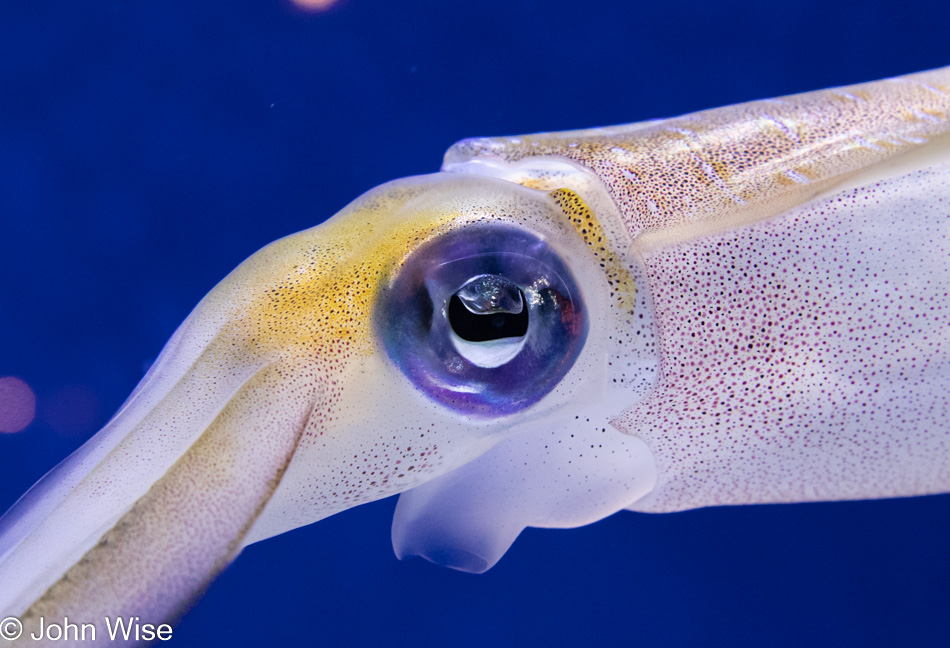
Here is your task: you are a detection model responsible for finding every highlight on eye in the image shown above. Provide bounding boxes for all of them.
[376,224,588,417]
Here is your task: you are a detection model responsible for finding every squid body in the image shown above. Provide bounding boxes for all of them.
[1,67,949,645]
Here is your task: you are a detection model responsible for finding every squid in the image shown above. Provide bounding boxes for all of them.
[1,66,948,646]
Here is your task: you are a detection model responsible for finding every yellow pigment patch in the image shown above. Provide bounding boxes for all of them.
[223,191,476,359]
[549,188,636,313]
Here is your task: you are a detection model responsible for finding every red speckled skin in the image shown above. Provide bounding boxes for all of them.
[446,67,950,513]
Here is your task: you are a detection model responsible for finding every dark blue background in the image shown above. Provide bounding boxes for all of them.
[2,1,949,646]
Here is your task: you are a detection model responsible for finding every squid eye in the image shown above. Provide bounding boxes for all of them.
[377,225,587,417]
[448,275,528,368]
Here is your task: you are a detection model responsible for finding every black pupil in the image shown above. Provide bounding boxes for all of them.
[448,292,529,342]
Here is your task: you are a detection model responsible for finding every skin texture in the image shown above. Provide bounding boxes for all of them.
[1,66,949,645]
[622,165,950,511]
[440,66,950,515]
[399,65,950,560]
[447,67,950,247]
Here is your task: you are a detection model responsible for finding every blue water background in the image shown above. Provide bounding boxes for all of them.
[1,1,949,646]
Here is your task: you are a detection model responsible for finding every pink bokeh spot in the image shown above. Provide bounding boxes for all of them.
[0,376,37,433]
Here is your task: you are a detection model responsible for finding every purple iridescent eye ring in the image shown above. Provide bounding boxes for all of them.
[376,224,588,418]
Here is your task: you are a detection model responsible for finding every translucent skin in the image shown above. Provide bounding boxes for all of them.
[622,166,950,511]
[447,67,950,245]
[399,65,950,558]
[2,67,949,643]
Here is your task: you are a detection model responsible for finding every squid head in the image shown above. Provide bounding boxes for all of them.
[1,66,949,640]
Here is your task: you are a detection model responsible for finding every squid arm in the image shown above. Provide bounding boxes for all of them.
[1,66,948,644]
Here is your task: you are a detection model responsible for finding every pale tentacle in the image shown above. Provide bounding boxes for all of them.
[12,362,317,647]
[0,338,271,617]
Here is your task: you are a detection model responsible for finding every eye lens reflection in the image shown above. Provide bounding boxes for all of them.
[448,277,529,343]
[377,225,587,417]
